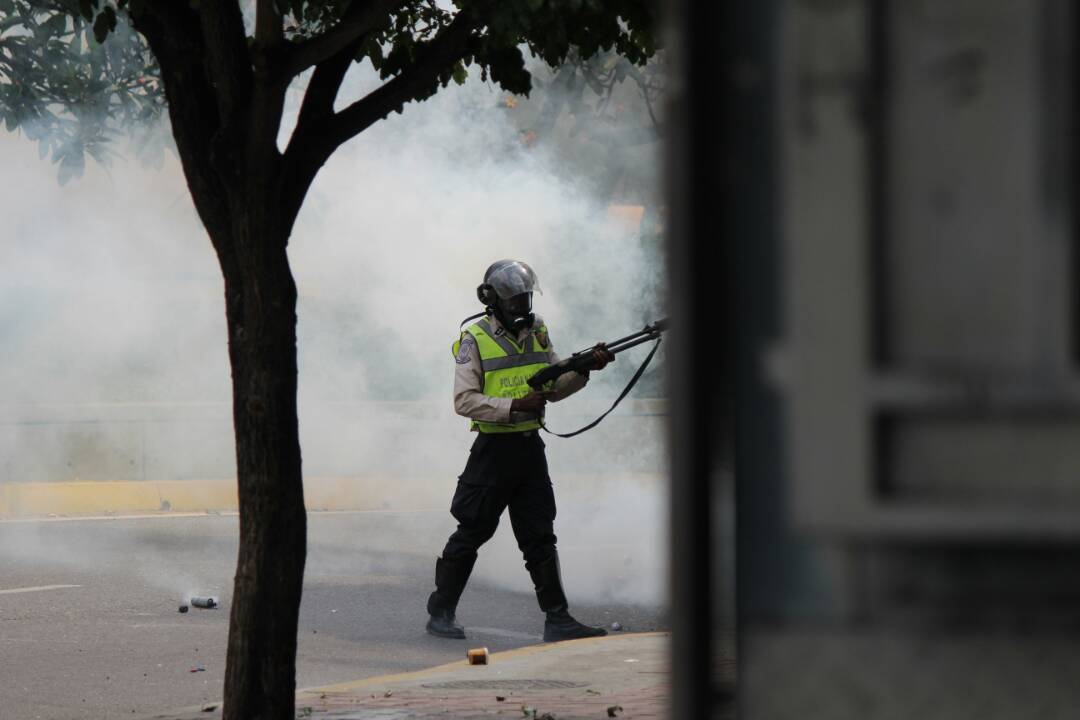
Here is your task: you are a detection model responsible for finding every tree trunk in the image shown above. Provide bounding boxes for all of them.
[217,202,307,720]
[125,8,314,718]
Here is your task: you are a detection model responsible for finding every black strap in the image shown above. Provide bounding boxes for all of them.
[539,336,662,438]
[459,311,487,332]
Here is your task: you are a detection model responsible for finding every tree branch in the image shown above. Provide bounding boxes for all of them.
[277,7,479,235]
[322,9,477,149]
[623,61,663,132]
[195,1,287,195]
[194,0,253,126]
[283,0,405,79]
[255,0,284,47]
[274,38,363,236]
[294,39,362,131]
[128,1,237,264]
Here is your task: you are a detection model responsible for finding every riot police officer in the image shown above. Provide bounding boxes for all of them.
[426,259,615,642]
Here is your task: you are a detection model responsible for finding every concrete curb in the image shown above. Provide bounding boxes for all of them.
[145,632,670,720]
[298,631,669,697]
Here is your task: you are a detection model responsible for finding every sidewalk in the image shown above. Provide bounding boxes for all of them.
[150,632,670,720]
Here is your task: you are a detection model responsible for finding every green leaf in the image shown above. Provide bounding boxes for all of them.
[92,14,108,43]
[364,38,384,71]
[481,45,531,96]
[91,7,116,44]
[57,149,85,185]
[41,13,67,36]
[451,60,467,86]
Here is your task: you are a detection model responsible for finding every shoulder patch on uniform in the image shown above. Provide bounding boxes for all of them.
[456,334,476,364]
[534,327,549,349]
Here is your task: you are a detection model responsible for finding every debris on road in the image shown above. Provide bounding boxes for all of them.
[384,690,393,697]
[496,695,506,702]
[611,621,622,631]
[178,605,189,613]
[200,704,217,713]
[607,706,623,717]
[189,666,206,673]
[467,647,489,665]
[191,596,217,609]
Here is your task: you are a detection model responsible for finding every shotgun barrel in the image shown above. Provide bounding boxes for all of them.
[526,318,668,391]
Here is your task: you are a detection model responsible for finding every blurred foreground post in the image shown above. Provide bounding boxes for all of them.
[667,0,765,717]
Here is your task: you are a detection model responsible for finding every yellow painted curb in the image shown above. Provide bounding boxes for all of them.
[298,631,671,697]
[0,473,659,518]
[0,477,448,518]
[0,479,235,517]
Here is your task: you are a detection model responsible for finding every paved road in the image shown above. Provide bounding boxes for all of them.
[0,511,666,720]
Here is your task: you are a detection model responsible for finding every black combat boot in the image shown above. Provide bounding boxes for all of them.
[426,607,465,639]
[528,553,608,642]
[543,605,609,642]
[425,554,477,639]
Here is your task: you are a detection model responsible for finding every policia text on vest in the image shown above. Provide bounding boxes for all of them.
[453,315,553,433]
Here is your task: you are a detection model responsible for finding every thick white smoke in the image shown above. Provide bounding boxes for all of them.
[0,56,667,606]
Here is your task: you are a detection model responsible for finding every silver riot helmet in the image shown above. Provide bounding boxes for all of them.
[478,260,542,333]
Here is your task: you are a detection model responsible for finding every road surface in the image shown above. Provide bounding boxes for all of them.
[0,510,666,719]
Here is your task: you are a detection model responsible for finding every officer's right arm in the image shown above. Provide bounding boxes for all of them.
[453,334,513,423]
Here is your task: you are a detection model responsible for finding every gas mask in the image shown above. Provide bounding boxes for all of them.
[496,292,535,334]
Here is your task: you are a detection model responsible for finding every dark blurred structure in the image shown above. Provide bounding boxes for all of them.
[670,0,1080,718]
[666,0,740,717]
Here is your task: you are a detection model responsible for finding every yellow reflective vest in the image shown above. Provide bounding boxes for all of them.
[452,316,553,433]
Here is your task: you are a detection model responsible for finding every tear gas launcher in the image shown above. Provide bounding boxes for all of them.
[527,318,669,391]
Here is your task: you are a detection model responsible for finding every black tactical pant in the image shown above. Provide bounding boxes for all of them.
[440,430,557,569]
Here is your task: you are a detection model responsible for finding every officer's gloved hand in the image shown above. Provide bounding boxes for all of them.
[511,392,547,414]
[590,342,615,371]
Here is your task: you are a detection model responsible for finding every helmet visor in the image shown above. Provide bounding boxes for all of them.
[503,292,533,316]
[487,261,542,299]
